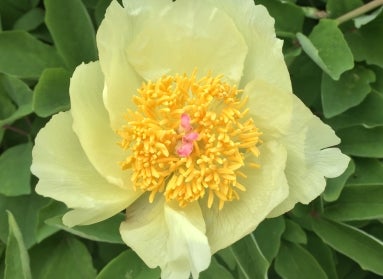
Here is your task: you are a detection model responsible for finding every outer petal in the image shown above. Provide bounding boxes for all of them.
[31,112,140,227]
[246,80,349,216]
[125,0,248,84]
[96,1,142,129]
[203,141,289,253]
[207,0,291,91]
[70,61,133,189]
[120,197,210,278]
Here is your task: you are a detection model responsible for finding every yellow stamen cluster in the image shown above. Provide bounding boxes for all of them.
[117,71,262,209]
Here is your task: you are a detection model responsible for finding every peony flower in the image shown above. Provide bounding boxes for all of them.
[31,0,350,278]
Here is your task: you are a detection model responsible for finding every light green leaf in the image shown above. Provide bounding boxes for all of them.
[312,217,383,276]
[354,6,383,28]
[345,13,383,67]
[0,143,32,196]
[321,66,375,118]
[326,92,383,129]
[13,8,44,31]
[44,0,97,70]
[325,185,383,221]
[230,234,268,279]
[253,216,285,263]
[297,19,354,80]
[282,219,307,244]
[275,242,328,279]
[30,235,96,279]
[0,31,63,79]
[323,160,355,202]
[4,211,31,279]
[46,214,124,244]
[97,250,160,279]
[33,68,71,117]
[200,257,234,279]
[347,158,383,186]
[338,126,383,157]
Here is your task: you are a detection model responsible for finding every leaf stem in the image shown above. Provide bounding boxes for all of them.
[336,0,383,25]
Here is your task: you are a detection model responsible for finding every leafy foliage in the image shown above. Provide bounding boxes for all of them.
[1,0,383,278]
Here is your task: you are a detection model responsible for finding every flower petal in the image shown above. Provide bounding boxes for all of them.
[70,61,132,189]
[120,197,211,278]
[125,0,248,84]
[31,112,140,226]
[203,141,289,253]
[208,0,291,91]
[96,1,142,129]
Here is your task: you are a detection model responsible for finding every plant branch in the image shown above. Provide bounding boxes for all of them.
[336,0,383,25]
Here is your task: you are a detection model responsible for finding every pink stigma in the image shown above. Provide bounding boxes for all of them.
[177,114,199,157]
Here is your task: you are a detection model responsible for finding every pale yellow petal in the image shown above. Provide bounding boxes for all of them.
[208,0,291,91]
[203,141,289,253]
[126,0,247,84]
[31,112,140,226]
[96,1,142,129]
[120,197,210,278]
[69,61,132,189]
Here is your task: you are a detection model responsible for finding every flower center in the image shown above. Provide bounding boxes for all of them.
[117,70,262,209]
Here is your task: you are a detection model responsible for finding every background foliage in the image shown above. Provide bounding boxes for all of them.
[1,0,383,278]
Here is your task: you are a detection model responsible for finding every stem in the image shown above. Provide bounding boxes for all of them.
[3,125,30,137]
[336,0,383,25]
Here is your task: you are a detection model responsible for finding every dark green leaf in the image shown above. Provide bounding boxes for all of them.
[30,234,96,279]
[325,185,383,221]
[312,217,383,275]
[275,242,328,279]
[36,200,67,243]
[33,68,71,117]
[95,0,113,25]
[326,0,363,18]
[297,19,354,80]
[44,0,98,69]
[323,159,355,202]
[97,250,160,279]
[0,143,32,196]
[353,6,383,28]
[326,92,383,129]
[46,214,124,244]
[321,66,375,118]
[230,234,268,279]
[347,158,383,186]
[200,257,234,279]
[338,126,383,157]
[13,8,45,31]
[345,13,383,67]
[253,216,285,262]
[0,31,63,79]
[4,211,31,279]
[282,219,307,244]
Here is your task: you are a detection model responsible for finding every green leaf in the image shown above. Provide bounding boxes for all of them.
[326,0,363,18]
[36,200,67,243]
[0,31,63,79]
[33,68,71,117]
[323,159,355,202]
[338,126,383,157]
[97,250,160,279]
[4,211,31,279]
[44,0,98,70]
[46,214,124,244]
[30,234,96,279]
[324,185,383,221]
[297,19,354,80]
[312,217,383,276]
[0,143,32,196]
[347,158,383,186]
[13,8,45,31]
[95,0,113,25]
[200,257,235,279]
[275,242,328,279]
[253,216,285,262]
[353,6,383,28]
[229,234,268,279]
[321,66,375,118]
[326,92,383,129]
[345,13,383,67]
[282,219,307,244]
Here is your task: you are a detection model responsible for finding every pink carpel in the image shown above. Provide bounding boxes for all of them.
[177,114,199,157]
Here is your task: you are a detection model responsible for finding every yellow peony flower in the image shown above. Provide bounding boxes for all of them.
[31,0,350,278]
